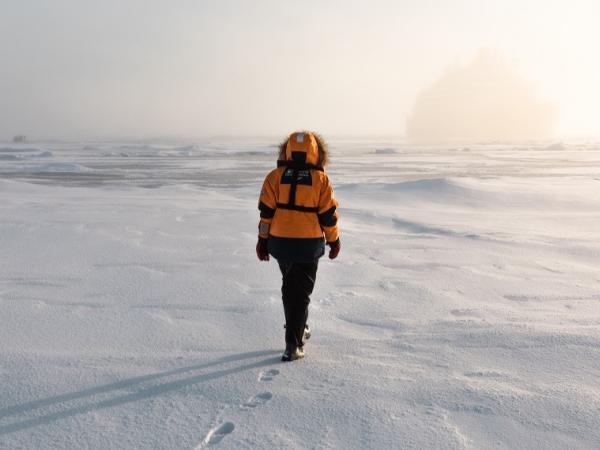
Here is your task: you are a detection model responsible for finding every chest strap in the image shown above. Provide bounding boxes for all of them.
[276,203,319,213]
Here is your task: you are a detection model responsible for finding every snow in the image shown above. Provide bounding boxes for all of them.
[374,148,398,155]
[544,142,566,151]
[1,139,600,449]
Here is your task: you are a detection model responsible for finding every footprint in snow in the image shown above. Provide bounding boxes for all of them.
[243,392,273,408]
[197,370,278,446]
[201,422,235,447]
[258,369,279,382]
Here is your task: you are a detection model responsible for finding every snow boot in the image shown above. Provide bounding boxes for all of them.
[284,324,312,342]
[281,345,305,362]
[303,324,311,341]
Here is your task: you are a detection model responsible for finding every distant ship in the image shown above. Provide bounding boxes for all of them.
[406,50,557,144]
[13,135,27,143]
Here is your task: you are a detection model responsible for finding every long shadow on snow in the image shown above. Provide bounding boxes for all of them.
[0,349,280,435]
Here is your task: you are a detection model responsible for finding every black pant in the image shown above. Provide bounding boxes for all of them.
[278,260,318,348]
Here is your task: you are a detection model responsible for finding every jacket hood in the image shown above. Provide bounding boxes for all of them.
[285,132,319,166]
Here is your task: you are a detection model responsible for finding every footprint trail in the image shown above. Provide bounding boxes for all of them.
[197,367,280,447]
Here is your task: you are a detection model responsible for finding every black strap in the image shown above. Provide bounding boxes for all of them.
[276,203,319,213]
[318,205,338,226]
[258,201,276,218]
[287,168,299,207]
[277,160,324,171]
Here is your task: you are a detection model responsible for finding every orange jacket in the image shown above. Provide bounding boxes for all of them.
[258,132,339,260]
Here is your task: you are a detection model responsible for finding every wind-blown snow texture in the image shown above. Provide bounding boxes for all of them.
[1,139,599,449]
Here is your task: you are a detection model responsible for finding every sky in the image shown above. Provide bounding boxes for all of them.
[1,0,599,140]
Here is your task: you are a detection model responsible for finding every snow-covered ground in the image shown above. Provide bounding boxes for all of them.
[1,139,599,449]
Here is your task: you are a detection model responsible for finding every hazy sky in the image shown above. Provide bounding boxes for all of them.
[1,0,599,140]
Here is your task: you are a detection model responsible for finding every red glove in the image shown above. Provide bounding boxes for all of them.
[256,237,269,261]
[328,239,340,259]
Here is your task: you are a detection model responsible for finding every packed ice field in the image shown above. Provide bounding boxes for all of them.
[1,138,599,449]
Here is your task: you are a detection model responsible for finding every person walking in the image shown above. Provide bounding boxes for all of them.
[256,131,341,361]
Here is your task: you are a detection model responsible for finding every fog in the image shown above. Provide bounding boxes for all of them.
[407,50,557,143]
[1,0,599,140]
